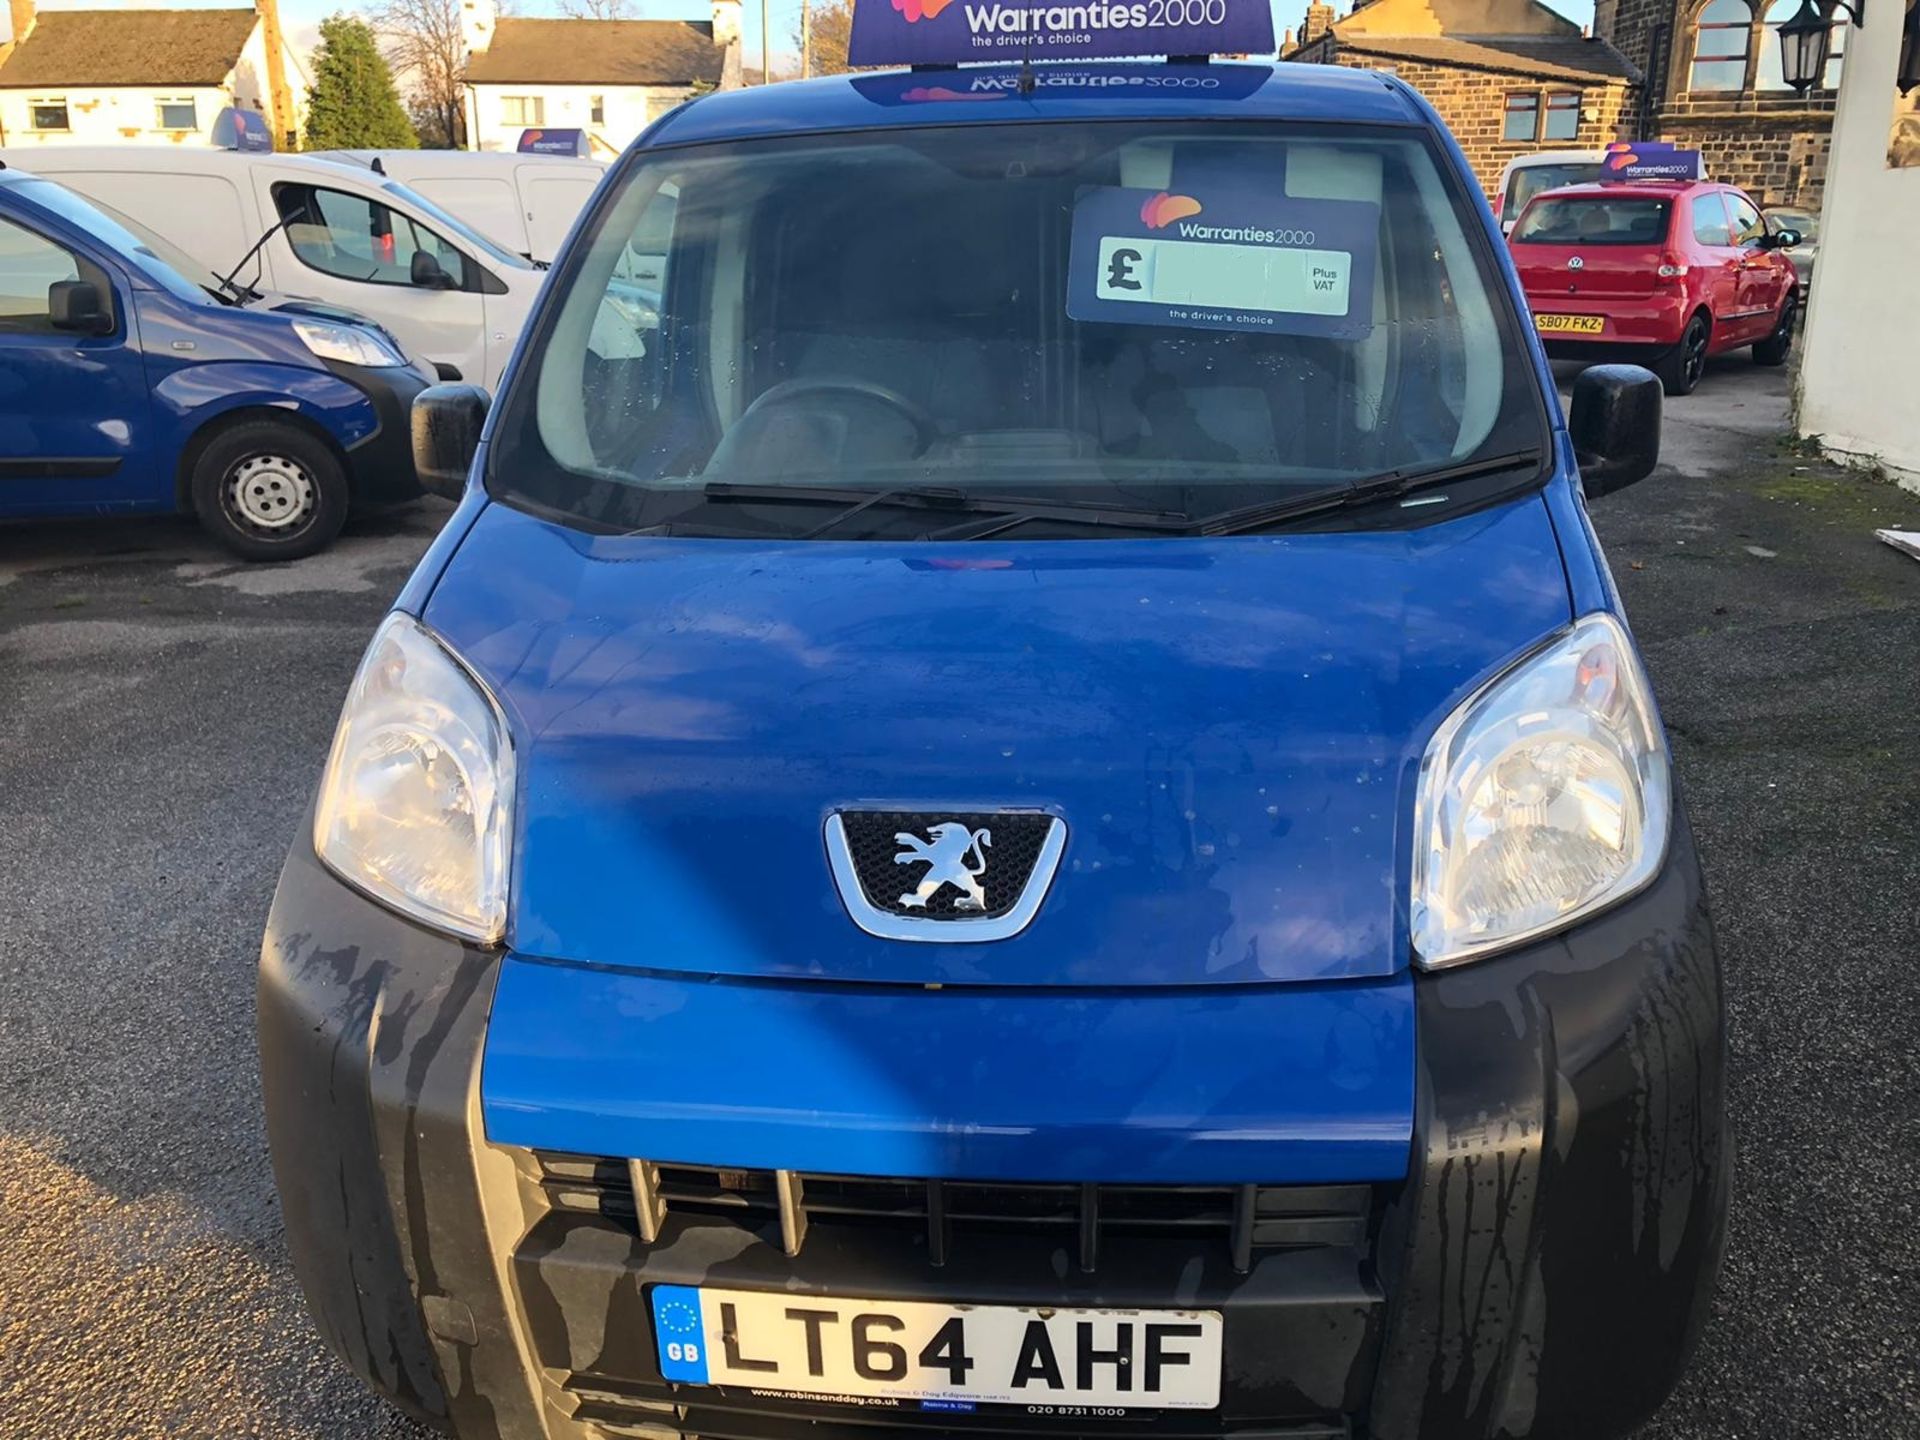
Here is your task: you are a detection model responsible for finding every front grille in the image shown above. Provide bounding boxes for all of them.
[566,1382,1352,1440]
[839,810,1054,919]
[532,1153,1372,1275]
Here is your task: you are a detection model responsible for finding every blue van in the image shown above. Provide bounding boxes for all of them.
[0,165,430,559]
[261,59,1725,1440]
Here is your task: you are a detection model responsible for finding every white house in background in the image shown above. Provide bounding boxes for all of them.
[0,0,305,151]
[460,0,740,157]
[1795,0,1920,488]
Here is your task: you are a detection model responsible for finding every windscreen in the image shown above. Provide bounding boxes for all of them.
[12,179,211,304]
[1512,196,1670,247]
[489,121,1545,538]
[1503,162,1602,223]
[380,180,533,271]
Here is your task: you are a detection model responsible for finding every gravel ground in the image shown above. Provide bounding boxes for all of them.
[1,357,1916,1439]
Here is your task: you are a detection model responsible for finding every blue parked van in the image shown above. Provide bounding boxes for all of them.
[0,165,430,559]
[261,58,1725,1440]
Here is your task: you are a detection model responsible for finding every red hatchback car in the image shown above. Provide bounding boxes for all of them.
[1510,179,1802,396]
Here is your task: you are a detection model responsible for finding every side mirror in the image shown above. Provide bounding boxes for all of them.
[1570,364,1662,499]
[410,249,457,290]
[48,278,111,334]
[1770,228,1802,249]
[411,383,490,501]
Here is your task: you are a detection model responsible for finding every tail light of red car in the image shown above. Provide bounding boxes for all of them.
[1656,254,1690,283]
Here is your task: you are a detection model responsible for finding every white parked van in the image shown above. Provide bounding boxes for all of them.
[0,147,546,389]
[1495,150,1610,234]
[309,150,606,265]
[1494,147,1709,234]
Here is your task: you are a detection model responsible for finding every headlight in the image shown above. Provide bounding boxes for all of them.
[1411,612,1670,969]
[292,318,404,368]
[313,614,514,943]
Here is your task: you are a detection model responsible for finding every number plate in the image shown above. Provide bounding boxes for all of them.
[1534,313,1606,334]
[650,1284,1223,1411]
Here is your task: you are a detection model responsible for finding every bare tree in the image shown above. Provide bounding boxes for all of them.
[371,0,468,149]
[559,0,634,16]
[793,0,853,76]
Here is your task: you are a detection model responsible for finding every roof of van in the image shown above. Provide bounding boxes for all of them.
[0,146,387,184]
[645,61,1425,150]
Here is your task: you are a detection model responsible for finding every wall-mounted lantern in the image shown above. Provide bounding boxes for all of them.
[1776,0,1845,93]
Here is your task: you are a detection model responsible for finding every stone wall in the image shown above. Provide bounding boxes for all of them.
[1293,46,1634,201]
[1604,0,1670,94]
[1656,91,1836,205]
[1606,0,1839,205]
[1287,0,1842,208]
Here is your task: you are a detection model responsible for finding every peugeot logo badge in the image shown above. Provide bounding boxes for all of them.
[824,809,1068,943]
[893,822,992,911]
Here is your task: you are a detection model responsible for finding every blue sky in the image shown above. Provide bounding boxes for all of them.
[36,0,1596,80]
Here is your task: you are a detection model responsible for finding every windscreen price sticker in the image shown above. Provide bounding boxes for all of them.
[1096,235,1353,321]
[1067,185,1378,339]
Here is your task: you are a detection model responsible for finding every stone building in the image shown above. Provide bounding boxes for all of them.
[1283,0,1640,203]
[1284,0,1846,206]
[1598,0,1843,204]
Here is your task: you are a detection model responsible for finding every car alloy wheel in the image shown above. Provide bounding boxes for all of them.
[1682,319,1708,391]
[1772,299,1796,350]
[224,453,318,537]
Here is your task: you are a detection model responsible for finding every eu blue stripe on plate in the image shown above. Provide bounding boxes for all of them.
[650,1285,710,1383]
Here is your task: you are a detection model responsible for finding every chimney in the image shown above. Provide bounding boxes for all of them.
[1300,0,1335,46]
[711,0,742,87]
[3,0,34,48]
[460,0,496,56]
[1282,24,1296,50]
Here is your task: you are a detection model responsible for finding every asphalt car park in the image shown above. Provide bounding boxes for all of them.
[0,359,1916,1439]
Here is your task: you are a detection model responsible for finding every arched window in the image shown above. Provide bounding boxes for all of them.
[1691,0,1754,90]
[1756,0,1845,88]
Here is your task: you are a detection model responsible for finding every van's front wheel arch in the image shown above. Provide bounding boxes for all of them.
[185,417,350,562]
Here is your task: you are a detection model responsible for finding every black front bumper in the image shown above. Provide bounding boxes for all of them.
[259,816,1726,1440]
[326,358,432,505]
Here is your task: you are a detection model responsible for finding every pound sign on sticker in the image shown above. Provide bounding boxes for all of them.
[1106,247,1143,292]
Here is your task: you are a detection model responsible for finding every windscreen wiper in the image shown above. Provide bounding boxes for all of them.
[1195,450,1545,537]
[217,214,294,304]
[689,482,1192,539]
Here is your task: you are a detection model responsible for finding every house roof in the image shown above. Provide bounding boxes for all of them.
[1337,0,1585,40]
[465,18,724,87]
[1332,33,1638,83]
[0,8,258,88]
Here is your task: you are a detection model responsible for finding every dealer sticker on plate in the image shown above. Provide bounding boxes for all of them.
[650,1284,1223,1411]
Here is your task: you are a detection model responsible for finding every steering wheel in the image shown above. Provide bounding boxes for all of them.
[715,376,940,466]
